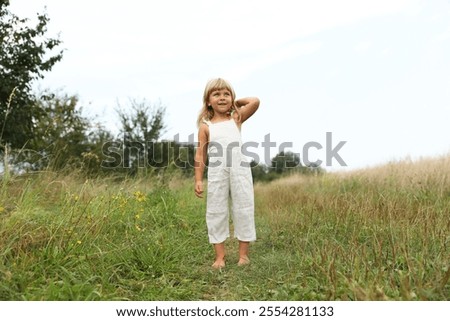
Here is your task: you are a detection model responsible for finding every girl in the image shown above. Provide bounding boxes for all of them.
[194,78,260,269]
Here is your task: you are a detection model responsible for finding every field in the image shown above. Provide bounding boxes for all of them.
[0,156,449,300]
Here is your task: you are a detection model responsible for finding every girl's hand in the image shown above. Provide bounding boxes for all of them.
[195,181,204,198]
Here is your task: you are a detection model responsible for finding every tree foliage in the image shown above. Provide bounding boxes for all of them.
[115,99,167,175]
[250,151,325,182]
[270,151,302,174]
[26,92,90,170]
[0,1,63,149]
[117,99,166,143]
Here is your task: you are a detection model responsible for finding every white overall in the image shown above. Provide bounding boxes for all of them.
[203,118,256,244]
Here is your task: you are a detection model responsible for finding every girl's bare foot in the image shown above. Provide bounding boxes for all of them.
[212,258,225,269]
[237,256,250,266]
[212,243,226,269]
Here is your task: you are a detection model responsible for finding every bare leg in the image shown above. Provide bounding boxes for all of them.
[212,242,226,269]
[238,241,250,266]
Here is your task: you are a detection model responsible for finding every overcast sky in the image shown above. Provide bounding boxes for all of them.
[10,0,450,170]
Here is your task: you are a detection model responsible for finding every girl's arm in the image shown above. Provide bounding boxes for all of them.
[234,97,260,124]
[194,124,209,198]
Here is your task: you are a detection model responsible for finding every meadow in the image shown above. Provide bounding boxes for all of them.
[0,156,448,300]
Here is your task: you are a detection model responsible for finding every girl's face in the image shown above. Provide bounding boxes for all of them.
[208,88,233,115]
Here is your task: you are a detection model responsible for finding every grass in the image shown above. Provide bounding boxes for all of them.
[0,156,449,300]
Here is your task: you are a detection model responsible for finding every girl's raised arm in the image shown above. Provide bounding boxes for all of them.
[234,97,260,124]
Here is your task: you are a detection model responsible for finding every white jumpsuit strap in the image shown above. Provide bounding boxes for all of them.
[202,118,212,126]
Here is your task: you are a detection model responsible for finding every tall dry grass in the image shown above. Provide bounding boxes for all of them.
[254,155,449,300]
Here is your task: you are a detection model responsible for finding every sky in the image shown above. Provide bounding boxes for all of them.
[9,0,450,171]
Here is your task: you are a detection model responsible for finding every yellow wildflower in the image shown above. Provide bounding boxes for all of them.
[133,191,146,202]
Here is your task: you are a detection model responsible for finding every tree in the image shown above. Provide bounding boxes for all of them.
[82,123,115,176]
[0,1,63,150]
[269,151,325,177]
[13,91,91,171]
[115,99,167,175]
[117,99,166,143]
[250,160,270,182]
[270,151,302,174]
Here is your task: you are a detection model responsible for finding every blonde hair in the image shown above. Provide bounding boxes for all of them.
[197,78,241,127]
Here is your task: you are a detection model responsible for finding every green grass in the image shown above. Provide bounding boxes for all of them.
[0,156,449,300]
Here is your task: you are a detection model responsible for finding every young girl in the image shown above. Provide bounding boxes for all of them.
[194,78,260,269]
